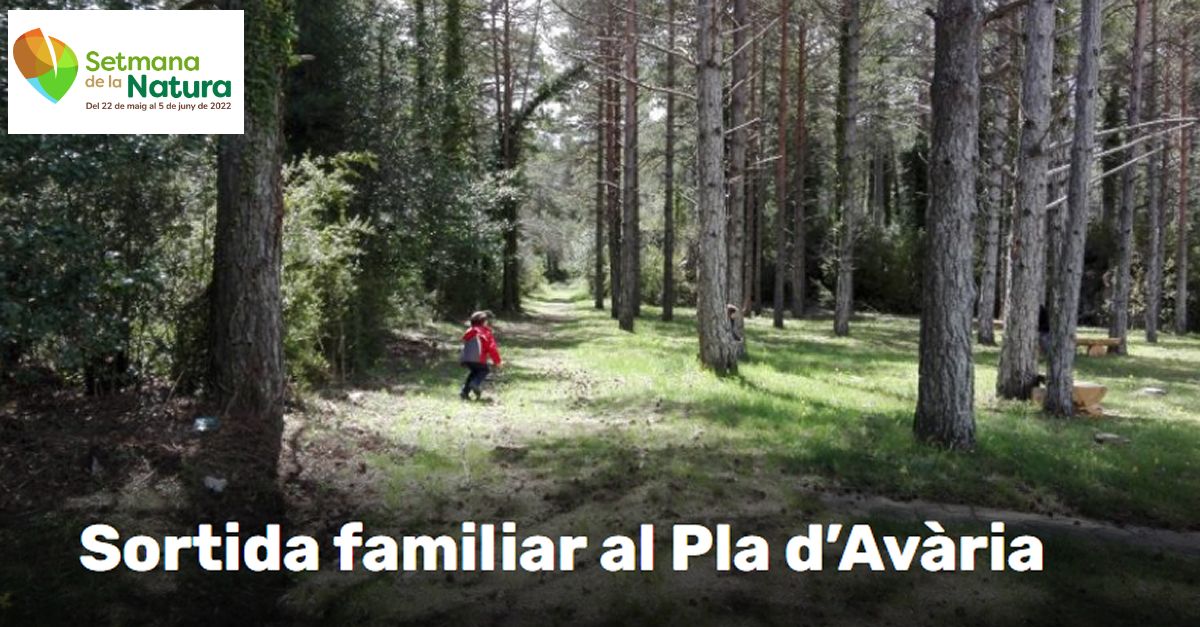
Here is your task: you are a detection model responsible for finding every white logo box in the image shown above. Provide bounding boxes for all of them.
[7,9,244,135]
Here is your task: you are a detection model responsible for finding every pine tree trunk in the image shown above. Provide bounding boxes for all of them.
[914,0,980,449]
[997,0,1056,400]
[773,0,791,329]
[998,18,1017,321]
[662,0,677,322]
[978,82,1007,346]
[606,15,623,320]
[751,32,767,316]
[696,0,739,374]
[618,0,640,332]
[743,166,758,315]
[595,77,607,311]
[1045,0,1101,417]
[499,0,521,313]
[209,0,290,473]
[791,20,808,319]
[729,0,749,338]
[1144,0,1163,342]
[999,17,1020,324]
[833,0,861,337]
[1109,0,1148,354]
[1177,52,1192,336]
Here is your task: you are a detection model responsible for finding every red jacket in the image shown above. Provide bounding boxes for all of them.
[462,325,502,366]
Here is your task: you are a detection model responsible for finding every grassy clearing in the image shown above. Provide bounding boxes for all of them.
[334,284,1200,530]
[8,285,1196,626]
[271,284,1200,624]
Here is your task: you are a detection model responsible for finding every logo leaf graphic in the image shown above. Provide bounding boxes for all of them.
[12,28,78,103]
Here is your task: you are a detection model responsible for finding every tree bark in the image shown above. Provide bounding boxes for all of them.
[751,29,768,316]
[662,0,677,322]
[833,0,862,337]
[618,0,640,332]
[606,12,623,320]
[791,19,808,319]
[997,0,1055,400]
[1144,0,1163,342]
[729,0,749,340]
[696,0,739,374]
[773,0,791,329]
[914,0,980,449]
[1109,0,1148,354]
[1045,0,1100,417]
[595,75,607,311]
[1177,51,1192,336]
[978,78,1007,346]
[999,14,1020,323]
[499,0,521,313]
[209,0,290,474]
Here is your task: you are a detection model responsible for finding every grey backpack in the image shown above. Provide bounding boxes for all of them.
[459,335,482,364]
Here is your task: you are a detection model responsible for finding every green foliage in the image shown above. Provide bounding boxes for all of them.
[245,0,296,121]
[854,225,924,314]
[899,135,929,231]
[0,135,210,389]
[282,153,374,383]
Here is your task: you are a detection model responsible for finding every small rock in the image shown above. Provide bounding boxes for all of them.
[204,476,228,493]
[1094,433,1131,446]
[1138,387,1167,397]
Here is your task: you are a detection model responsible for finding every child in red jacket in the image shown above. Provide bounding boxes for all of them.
[459,311,502,400]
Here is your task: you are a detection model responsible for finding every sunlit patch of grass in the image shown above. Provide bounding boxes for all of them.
[328,284,1199,531]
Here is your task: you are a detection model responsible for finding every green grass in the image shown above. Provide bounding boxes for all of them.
[270,284,1200,624]
[343,283,1200,530]
[16,284,1191,625]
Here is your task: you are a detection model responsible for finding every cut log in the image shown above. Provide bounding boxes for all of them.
[1031,381,1108,417]
[1076,337,1122,357]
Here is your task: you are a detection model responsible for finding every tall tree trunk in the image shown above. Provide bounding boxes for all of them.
[773,0,791,329]
[696,0,739,374]
[997,0,1056,400]
[751,29,768,316]
[1144,0,1163,342]
[663,0,677,322]
[595,76,607,311]
[791,19,808,319]
[209,0,291,474]
[833,0,862,337]
[1177,50,1192,335]
[914,0,980,449]
[978,76,1008,346]
[999,14,1020,323]
[1045,0,1101,417]
[618,0,640,332]
[607,15,623,320]
[1109,0,1149,353]
[729,0,750,338]
[499,0,521,313]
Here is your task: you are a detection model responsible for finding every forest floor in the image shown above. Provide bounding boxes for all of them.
[3,284,1200,626]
